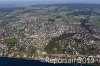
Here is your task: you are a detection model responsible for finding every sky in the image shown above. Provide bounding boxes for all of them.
[0,0,100,6]
[0,0,99,3]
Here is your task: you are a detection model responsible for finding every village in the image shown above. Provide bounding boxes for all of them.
[0,4,100,64]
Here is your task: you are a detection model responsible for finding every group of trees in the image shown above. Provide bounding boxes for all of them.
[44,33,75,54]
[5,37,17,48]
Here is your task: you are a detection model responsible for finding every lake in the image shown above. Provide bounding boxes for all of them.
[0,57,98,66]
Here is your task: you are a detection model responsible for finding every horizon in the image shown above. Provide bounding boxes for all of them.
[0,0,100,6]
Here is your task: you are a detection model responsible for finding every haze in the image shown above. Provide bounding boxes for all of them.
[0,0,100,6]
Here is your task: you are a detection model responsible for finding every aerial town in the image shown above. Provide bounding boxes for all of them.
[0,3,100,64]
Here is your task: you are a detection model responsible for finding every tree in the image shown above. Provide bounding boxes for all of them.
[5,37,17,47]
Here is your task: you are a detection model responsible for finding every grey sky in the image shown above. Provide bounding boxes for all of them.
[0,0,100,5]
[0,0,99,3]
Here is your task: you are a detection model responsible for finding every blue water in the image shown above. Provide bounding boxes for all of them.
[0,57,98,66]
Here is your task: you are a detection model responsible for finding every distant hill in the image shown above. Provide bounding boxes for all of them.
[31,3,100,9]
